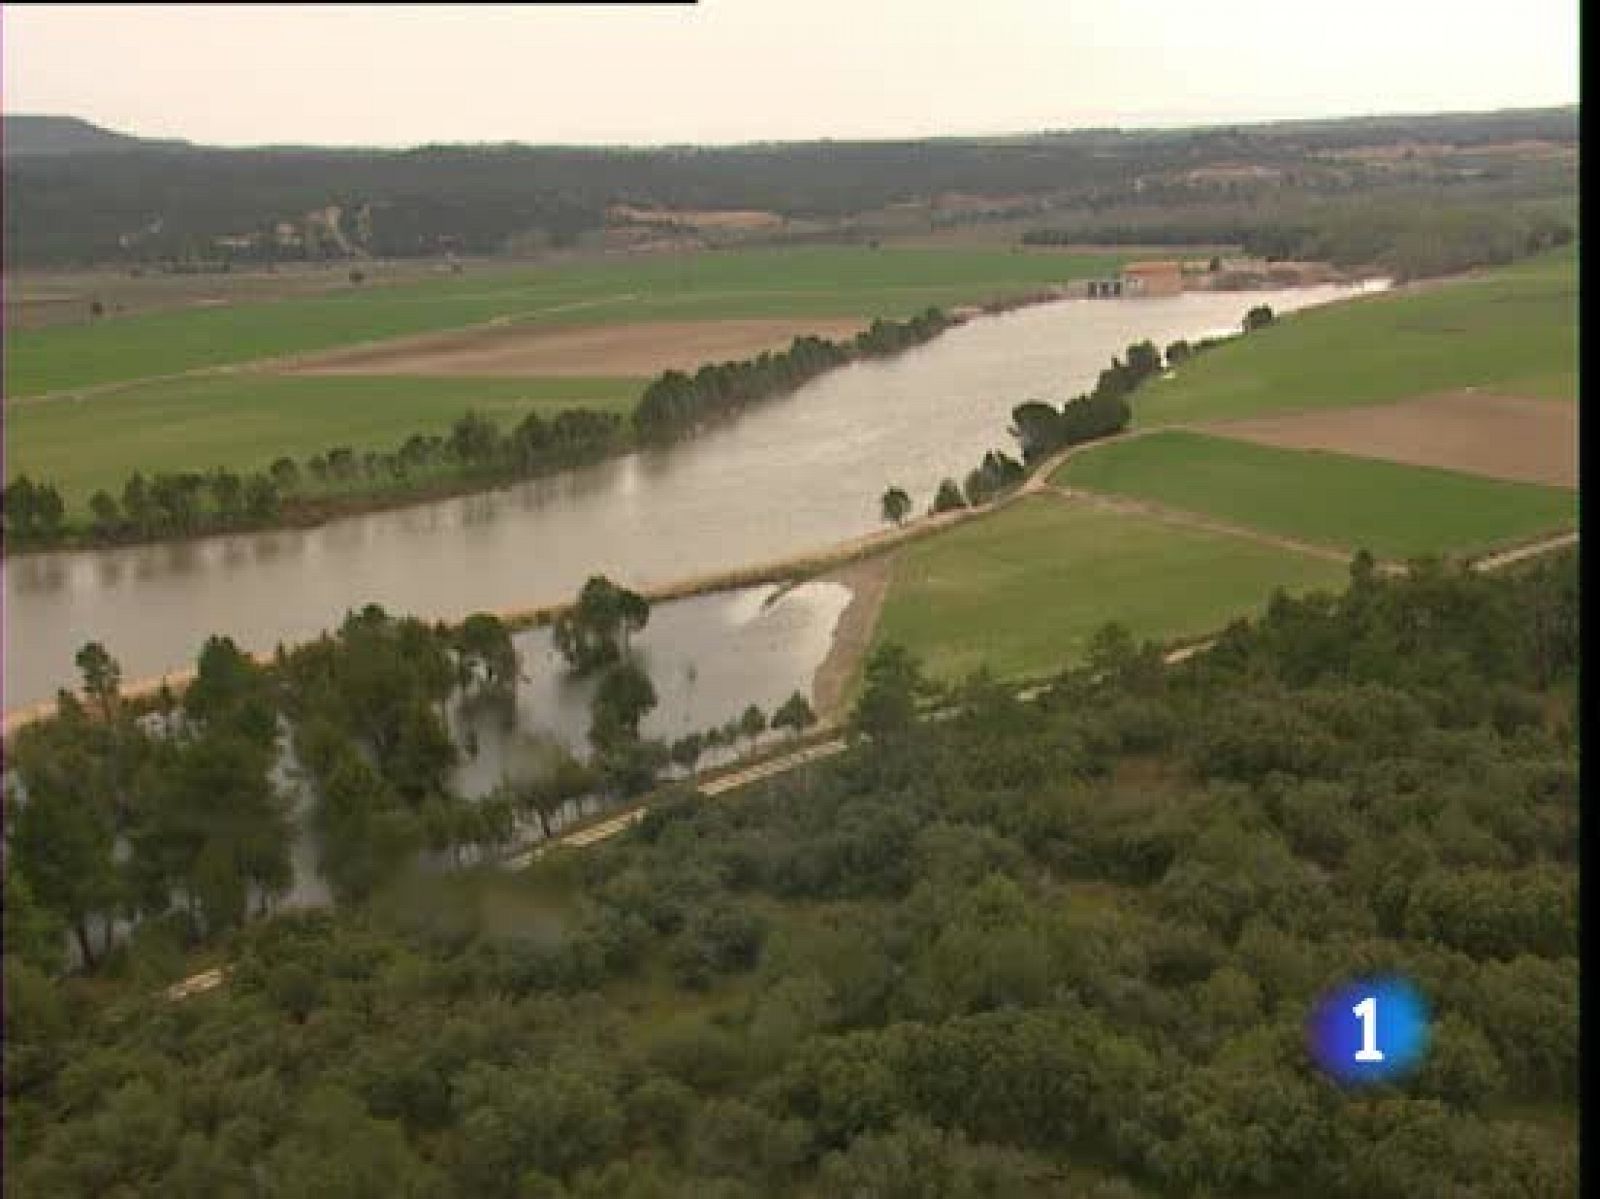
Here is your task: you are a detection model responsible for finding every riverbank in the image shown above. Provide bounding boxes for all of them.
[7,306,990,557]
[2,446,630,559]
[0,417,1148,741]
[4,276,1408,714]
[810,554,895,721]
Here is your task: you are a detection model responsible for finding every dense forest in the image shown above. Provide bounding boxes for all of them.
[4,545,1577,1196]
[4,106,1576,266]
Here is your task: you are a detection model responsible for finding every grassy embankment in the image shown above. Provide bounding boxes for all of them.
[872,497,1348,685]
[6,247,1125,517]
[8,376,640,507]
[1053,431,1576,561]
[1133,247,1577,427]
[861,250,1577,686]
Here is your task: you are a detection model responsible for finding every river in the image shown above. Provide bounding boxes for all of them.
[3,282,1385,713]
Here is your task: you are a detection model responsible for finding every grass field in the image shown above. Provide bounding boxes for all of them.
[1054,430,1576,560]
[5,247,1127,397]
[1132,248,1577,426]
[7,375,640,502]
[871,496,1348,684]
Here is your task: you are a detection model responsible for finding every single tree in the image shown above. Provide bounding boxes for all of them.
[554,576,651,674]
[670,732,705,780]
[931,478,967,514]
[772,691,817,739]
[880,486,912,527]
[589,659,658,753]
[74,641,121,721]
[1243,304,1276,332]
[739,703,768,750]
[88,490,121,536]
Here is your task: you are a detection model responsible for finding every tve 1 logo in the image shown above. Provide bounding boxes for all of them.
[1306,976,1430,1085]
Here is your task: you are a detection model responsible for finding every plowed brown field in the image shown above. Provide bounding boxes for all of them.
[1201,391,1576,488]
[287,317,867,378]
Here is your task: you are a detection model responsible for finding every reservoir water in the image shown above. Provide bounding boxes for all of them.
[4,283,1384,712]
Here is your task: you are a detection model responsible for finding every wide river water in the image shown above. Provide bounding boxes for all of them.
[4,282,1384,712]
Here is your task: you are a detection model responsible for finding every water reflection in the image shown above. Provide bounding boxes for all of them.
[450,580,850,796]
[5,284,1382,710]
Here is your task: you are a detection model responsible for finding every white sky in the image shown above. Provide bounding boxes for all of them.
[2,1,1580,147]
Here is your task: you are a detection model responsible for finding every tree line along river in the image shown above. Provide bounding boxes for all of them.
[3,282,1382,715]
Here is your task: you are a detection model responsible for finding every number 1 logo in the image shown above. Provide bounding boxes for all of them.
[1308,976,1426,1084]
[1351,995,1385,1062]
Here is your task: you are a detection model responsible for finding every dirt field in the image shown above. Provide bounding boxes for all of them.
[811,554,895,721]
[1201,390,1577,489]
[287,317,868,377]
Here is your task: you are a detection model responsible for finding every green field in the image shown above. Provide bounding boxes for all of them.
[5,247,1127,397]
[7,375,641,503]
[1134,249,1577,426]
[1054,430,1576,559]
[872,496,1348,684]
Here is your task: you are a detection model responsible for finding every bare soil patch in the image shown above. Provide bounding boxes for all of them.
[607,204,785,232]
[1201,391,1576,489]
[811,554,895,721]
[287,317,867,378]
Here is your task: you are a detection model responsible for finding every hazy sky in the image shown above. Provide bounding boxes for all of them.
[2,2,1580,147]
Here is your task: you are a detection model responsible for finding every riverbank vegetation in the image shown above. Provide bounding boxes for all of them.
[918,325,1239,517]
[4,549,1577,1195]
[632,307,953,441]
[3,308,959,551]
[0,573,821,967]
[5,374,640,506]
[2,404,626,550]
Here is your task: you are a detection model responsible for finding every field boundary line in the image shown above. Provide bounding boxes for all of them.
[11,291,648,405]
[1041,481,1362,565]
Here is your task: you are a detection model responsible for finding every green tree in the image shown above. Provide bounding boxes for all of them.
[456,612,520,692]
[1008,400,1065,462]
[670,732,705,779]
[121,471,153,530]
[850,643,928,746]
[9,774,120,968]
[74,641,122,721]
[88,489,122,537]
[772,690,817,739]
[589,659,659,754]
[554,576,652,675]
[931,478,967,514]
[265,1085,437,1199]
[738,702,768,750]
[132,730,292,933]
[269,456,302,491]
[880,486,912,527]
[3,869,67,973]
[1243,303,1275,331]
[183,634,276,743]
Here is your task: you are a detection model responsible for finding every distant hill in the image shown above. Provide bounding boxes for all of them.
[2,114,193,157]
[0,106,1577,267]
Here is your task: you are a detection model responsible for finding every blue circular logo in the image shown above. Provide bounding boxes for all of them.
[1306,975,1430,1086]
